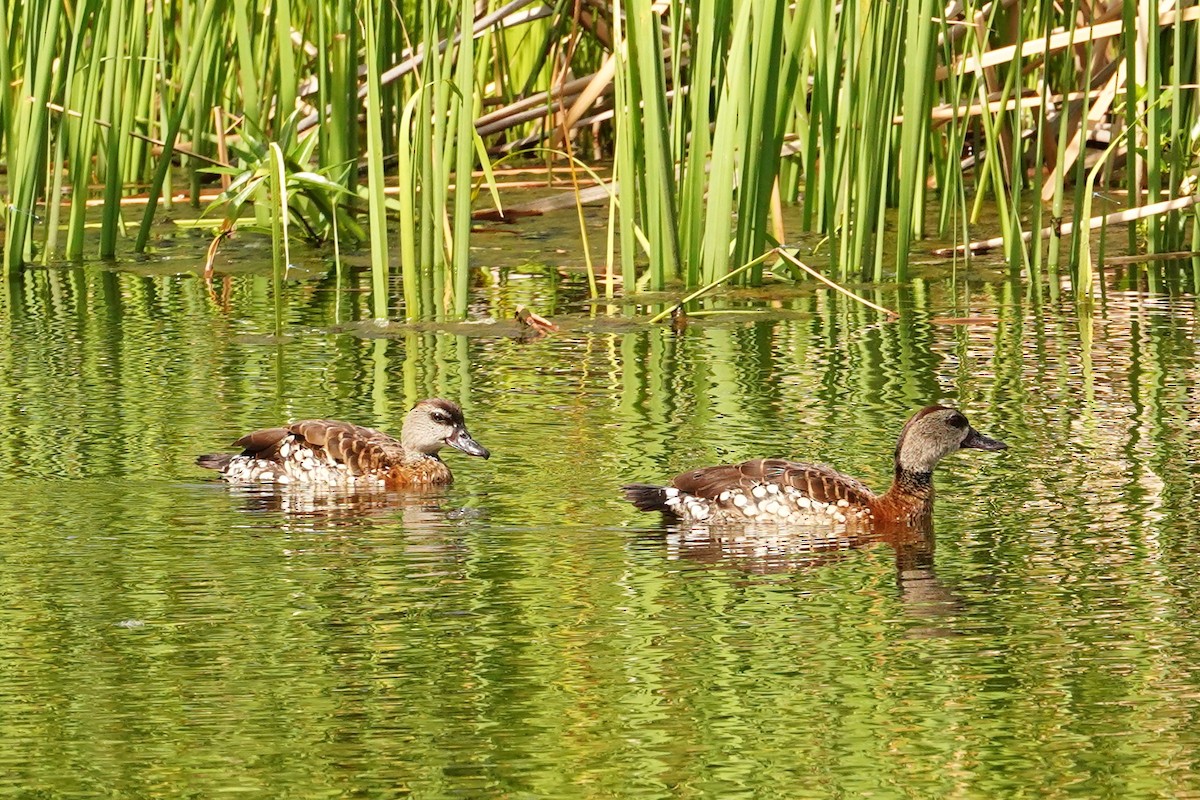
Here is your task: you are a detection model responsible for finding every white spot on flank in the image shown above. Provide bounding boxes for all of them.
[752,485,767,499]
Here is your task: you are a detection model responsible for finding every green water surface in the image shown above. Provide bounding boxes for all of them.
[2,253,1199,798]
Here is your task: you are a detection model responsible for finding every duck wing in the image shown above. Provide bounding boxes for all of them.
[230,426,292,455]
[233,420,406,475]
[672,458,878,507]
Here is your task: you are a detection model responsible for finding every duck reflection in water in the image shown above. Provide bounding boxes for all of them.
[214,482,485,572]
[223,482,470,527]
[654,517,956,621]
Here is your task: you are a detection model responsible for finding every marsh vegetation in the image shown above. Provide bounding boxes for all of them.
[2,0,1197,320]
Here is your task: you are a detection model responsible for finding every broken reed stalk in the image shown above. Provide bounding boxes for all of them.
[774,249,899,318]
[1103,250,1200,265]
[933,194,1200,256]
[648,248,899,324]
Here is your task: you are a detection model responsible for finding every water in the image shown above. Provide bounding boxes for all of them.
[3,253,1200,798]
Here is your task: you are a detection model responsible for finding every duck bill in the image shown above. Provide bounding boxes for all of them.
[962,427,1007,452]
[446,427,491,459]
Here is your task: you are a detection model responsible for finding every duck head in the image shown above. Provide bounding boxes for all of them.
[894,405,1006,476]
[402,398,491,459]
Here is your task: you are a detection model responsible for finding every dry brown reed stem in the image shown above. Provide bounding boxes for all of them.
[475,74,606,136]
[213,107,231,191]
[896,91,1090,125]
[1104,251,1200,265]
[935,6,1200,80]
[45,102,229,167]
[937,0,1020,48]
[1042,66,1123,201]
[203,224,234,284]
[551,55,617,149]
[296,0,549,133]
[932,194,1200,256]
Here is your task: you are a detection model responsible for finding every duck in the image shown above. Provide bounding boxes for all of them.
[623,405,1005,527]
[196,398,490,488]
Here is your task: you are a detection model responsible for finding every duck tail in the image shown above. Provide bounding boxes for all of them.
[622,483,674,513]
[196,453,234,471]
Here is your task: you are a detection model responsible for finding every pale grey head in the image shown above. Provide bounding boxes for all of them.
[894,405,1006,476]
[401,398,490,459]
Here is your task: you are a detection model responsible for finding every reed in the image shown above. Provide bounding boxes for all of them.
[1,0,1196,307]
[361,0,391,320]
[4,0,63,276]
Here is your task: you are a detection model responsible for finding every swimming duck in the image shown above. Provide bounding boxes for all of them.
[197,398,489,488]
[623,405,1005,526]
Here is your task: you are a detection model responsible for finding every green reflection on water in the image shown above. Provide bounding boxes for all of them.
[2,264,1200,798]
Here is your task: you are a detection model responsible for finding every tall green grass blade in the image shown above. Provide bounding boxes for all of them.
[627,0,679,289]
[328,7,358,192]
[4,1,62,275]
[362,0,391,320]
[610,0,639,293]
[893,0,936,280]
[60,1,105,260]
[698,0,752,285]
[677,0,727,284]
[98,0,130,258]
[268,141,291,335]
[451,0,477,319]
[398,90,423,321]
[273,0,297,126]
[232,0,262,126]
[0,4,11,154]
[1144,0,1162,255]
[731,0,786,282]
[133,0,221,253]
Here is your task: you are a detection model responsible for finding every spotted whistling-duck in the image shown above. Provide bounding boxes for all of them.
[197,398,490,488]
[623,405,1005,526]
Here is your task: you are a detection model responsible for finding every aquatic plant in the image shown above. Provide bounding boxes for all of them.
[1,0,1197,308]
[204,113,365,245]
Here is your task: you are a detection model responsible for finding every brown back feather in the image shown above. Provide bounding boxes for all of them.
[233,427,291,454]
[672,458,878,506]
[287,419,407,474]
[227,420,410,477]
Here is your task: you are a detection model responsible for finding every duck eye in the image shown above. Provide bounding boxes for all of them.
[948,413,968,429]
[431,412,450,423]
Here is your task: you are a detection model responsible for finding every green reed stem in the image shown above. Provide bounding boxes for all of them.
[268,141,291,336]
[451,0,476,319]
[363,0,391,320]
[4,0,63,276]
[893,0,936,280]
[133,0,220,253]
